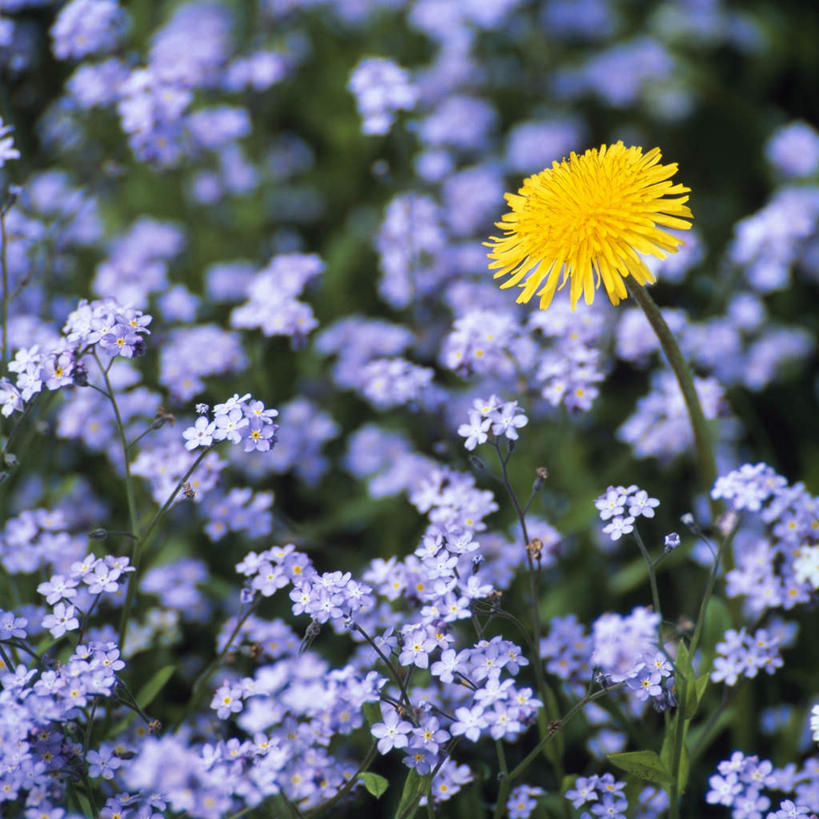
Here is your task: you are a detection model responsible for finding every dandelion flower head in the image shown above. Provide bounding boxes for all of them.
[487,141,693,310]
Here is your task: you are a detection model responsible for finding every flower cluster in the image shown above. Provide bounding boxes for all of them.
[706,751,819,816]
[710,626,786,686]
[712,463,819,615]
[458,395,528,450]
[231,253,324,343]
[595,484,660,542]
[37,553,134,637]
[0,299,153,417]
[506,784,546,819]
[348,57,418,135]
[565,773,629,818]
[182,394,279,453]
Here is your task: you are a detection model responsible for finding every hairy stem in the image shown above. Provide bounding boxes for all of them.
[627,282,720,522]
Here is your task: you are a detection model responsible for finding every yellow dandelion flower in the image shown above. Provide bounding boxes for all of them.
[487,141,693,310]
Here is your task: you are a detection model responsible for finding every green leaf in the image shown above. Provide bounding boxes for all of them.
[701,596,731,664]
[607,751,672,785]
[361,772,389,799]
[660,715,692,795]
[695,672,710,707]
[394,768,426,819]
[136,664,176,709]
[363,702,382,726]
[675,641,698,720]
[609,557,650,595]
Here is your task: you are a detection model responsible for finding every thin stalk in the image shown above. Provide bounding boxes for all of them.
[632,527,662,620]
[690,515,741,658]
[93,353,139,541]
[140,447,211,547]
[173,599,259,730]
[303,742,378,818]
[492,440,560,774]
[492,685,614,819]
[690,682,746,762]
[1,208,8,375]
[352,622,412,711]
[668,678,687,819]
[627,282,720,521]
[118,446,211,647]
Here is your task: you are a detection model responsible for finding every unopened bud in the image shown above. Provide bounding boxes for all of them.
[663,532,680,553]
[467,454,485,471]
[89,528,108,540]
[717,509,738,537]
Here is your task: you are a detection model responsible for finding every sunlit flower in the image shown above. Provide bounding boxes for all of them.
[487,141,693,310]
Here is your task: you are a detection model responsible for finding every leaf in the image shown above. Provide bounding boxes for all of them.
[695,672,710,707]
[136,664,176,709]
[394,768,426,819]
[607,751,672,785]
[609,557,650,595]
[361,772,389,799]
[675,641,698,720]
[701,596,731,663]
[362,702,382,726]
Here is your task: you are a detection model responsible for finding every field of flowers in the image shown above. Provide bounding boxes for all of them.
[1,0,819,817]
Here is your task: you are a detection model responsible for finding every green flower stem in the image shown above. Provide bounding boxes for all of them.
[93,353,144,651]
[632,527,662,621]
[668,678,689,819]
[627,282,720,522]
[94,353,140,541]
[492,441,562,778]
[492,685,614,819]
[173,598,259,731]
[352,622,413,711]
[301,742,378,819]
[1,208,8,375]
[690,514,741,658]
[118,446,211,648]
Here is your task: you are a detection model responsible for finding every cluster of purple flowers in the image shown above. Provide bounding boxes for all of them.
[618,372,727,462]
[565,772,630,819]
[506,784,546,819]
[457,394,528,450]
[348,57,418,135]
[231,253,323,343]
[712,463,819,615]
[182,394,279,454]
[595,484,660,542]
[710,626,786,686]
[38,552,134,637]
[1,299,153,418]
[707,751,819,817]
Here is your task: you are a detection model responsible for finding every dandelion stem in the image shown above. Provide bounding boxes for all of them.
[627,282,720,521]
